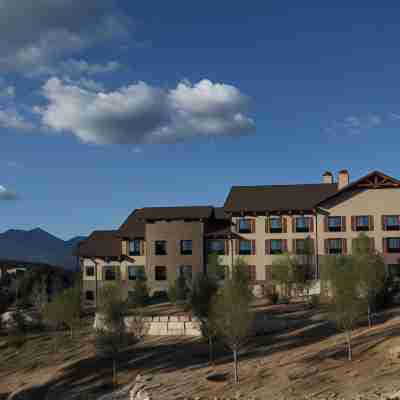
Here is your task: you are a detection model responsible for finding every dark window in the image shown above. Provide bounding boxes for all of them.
[355,216,370,231]
[155,266,167,281]
[208,239,225,255]
[180,240,193,255]
[85,291,94,301]
[295,239,306,254]
[386,216,400,231]
[104,265,116,280]
[129,239,141,256]
[238,219,252,233]
[270,239,283,255]
[328,217,342,232]
[295,217,310,233]
[327,239,343,255]
[387,238,400,253]
[128,265,145,280]
[177,265,192,281]
[85,266,94,277]
[269,217,282,233]
[155,240,167,255]
[388,264,400,278]
[239,240,252,255]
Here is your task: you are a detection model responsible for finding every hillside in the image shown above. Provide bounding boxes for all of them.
[0,228,86,270]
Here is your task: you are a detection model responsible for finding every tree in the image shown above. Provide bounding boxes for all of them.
[353,233,386,328]
[31,274,48,313]
[42,300,65,352]
[188,272,219,363]
[128,277,150,308]
[272,253,299,301]
[322,255,366,361]
[58,287,81,339]
[169,274,190,306]
[95,284,131,386]
[211,259,253,384]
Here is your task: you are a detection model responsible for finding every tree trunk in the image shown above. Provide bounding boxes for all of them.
[367,303,372,328]
[233,348,239,384]
[70,327,73,340]
[113,359,117,386]
[209,336,214,364]
[346,331,352,361]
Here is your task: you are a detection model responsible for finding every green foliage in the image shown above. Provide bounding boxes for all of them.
[272,253,300,300]
[169,274,190,305]
[211,259,253,383]
[267,291,279,305]
[128,278,150,308]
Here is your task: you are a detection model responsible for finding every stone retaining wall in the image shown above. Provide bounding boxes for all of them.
[94,313,202,336]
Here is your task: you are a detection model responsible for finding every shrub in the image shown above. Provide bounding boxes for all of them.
[267,291,279,305]
[308,294,320,308]
[128,279,150,308]
[169,274,190,305]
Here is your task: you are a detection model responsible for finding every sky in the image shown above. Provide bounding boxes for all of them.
[1,1,400,239]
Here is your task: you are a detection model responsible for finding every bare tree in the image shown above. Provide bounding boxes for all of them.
[211,260,253,383]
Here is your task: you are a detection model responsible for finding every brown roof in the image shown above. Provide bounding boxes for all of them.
[117,209,146,239]
[224,183,338,213]
[75,230,121,258]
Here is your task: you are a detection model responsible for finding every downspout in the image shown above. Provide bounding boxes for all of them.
[90,257,99,309]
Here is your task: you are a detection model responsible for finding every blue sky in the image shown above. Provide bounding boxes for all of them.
[1,1,400,239]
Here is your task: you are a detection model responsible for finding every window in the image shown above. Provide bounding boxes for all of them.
[270,239,284,254]
[104,265,116,280]
[128,265,145,280]
[294,239,306,254]
[269,217,282,233]
[326,239,344,255]
[85,266,94,277]
[238,218,252,233]
[177,265,192,281]
[129,239,141,256]
[85,291,94,301]
[208,239,225,255]
[239,240,252,255]
[386,238,400,253]
[327,216,343,232]
[388,265,400,278]
[295,217,311,233]
[155,266,167,281]
[180,240,192,255]
[384,216,400,231]
[155,240,167,255]
[354,216,370,231]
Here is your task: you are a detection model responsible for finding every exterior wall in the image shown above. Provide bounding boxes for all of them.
[318,187,400,266]
[145,220,204,294]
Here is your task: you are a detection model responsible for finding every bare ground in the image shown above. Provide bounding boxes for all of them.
[1,303,400,400]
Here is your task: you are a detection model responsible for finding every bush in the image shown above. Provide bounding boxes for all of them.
[169,275,190,305]
[128,279,150,307]
[267,291,279,305]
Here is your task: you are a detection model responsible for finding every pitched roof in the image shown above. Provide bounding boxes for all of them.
[75,230,121,258]
[224,183,338,213]
[117,209,146,239]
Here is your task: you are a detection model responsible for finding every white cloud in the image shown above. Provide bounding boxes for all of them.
[39,77,255,145]
[324,113,384,136]
[0,0,134,74]
[0,108,34,131]
[60,59,121,75]
[0,185,18,201]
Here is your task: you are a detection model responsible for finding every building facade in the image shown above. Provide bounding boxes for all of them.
[76,170,400,306]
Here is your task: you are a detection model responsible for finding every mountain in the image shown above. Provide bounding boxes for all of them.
[0,228,86,270]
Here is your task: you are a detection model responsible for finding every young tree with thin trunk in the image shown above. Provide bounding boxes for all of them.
[272,252,301,301]
[353,233,386,328]
[58,287,81,339]
[188,266,219,364]
[211,259,253,383]
[95,284,131,386]
[322,255,366,360]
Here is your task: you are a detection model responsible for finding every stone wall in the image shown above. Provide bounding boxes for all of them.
[94,313,202,336]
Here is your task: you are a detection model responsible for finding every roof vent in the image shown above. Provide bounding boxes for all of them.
[323,171,333,184]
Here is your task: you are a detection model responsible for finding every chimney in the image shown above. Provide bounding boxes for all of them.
[338,169,350,190]
[323,171,333,184]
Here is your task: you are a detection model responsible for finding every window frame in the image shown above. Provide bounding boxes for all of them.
[127,265,145,281]
[295,217,310,233]
[327,239,343,255]
[155,266,167,281]
[269,216,283,233]
[154,240,167,256]
[129,239,141,256]
[180,240,193,256]
[208,239,225,255]
[270,239,283,255]
[239,239,252,255]
[327,216,343,232]
[386,216,400,231]
[355,215,370,232]
[238,218,252,234]
[104,265,116,281]
[387,237,400,253]
[85,265,95,277]
[177,265,193,281]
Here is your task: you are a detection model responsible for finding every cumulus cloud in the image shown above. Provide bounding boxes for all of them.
[0,185,18,201]
[39,77,255,145]
[0,0,134,74]
[60,59,121,75]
